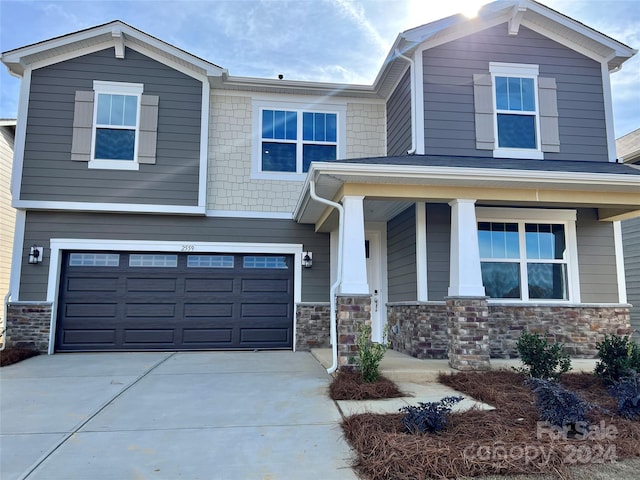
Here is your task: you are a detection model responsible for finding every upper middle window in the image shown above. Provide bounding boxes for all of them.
[91,81,143,169]
[253,101,345,179]
[490,63,540,156]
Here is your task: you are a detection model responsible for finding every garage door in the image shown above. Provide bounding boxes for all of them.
[56,252,293,351]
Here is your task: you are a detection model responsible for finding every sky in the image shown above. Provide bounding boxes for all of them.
[0,0,638,137]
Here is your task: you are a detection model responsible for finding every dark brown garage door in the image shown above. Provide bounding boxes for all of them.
[56,252,293,351]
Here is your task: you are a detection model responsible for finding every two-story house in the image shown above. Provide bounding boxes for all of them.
[2,0,639,371]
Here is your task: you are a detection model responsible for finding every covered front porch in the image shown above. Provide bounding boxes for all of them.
[294,156,640,370]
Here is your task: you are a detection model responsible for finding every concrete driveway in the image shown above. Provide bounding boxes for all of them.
[0,351,358,480]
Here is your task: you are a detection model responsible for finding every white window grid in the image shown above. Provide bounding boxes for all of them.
[243,256,288,269]
[187,255,234,268]
[69,253,120,267]
[129,254,178,267]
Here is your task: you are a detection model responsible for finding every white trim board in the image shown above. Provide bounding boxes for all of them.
[45,238,305,354]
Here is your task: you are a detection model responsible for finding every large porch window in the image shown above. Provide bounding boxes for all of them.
[477,210,576,301]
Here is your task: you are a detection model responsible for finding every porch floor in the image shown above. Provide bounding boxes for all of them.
[310,348,599,416]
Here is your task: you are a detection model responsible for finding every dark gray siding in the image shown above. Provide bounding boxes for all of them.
[21,48,202,205]
[386,69,412,156]
[387,205,417,302]
[19,212,329,303]
[426,203,451,301]
[422,24,607,161]
[623,217,640,337]
[576,209,619,303]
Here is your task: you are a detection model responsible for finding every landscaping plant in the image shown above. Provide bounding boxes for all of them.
[526,377,592,430]
[608,371,640,420]
[355,322,387,383]
[514,331,571,380]
[594,334,640,384]
[399,396,463,434]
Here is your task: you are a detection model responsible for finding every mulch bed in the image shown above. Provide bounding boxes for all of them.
[329,369,405,400]
[341,370,640,480]
[0,347,39,367]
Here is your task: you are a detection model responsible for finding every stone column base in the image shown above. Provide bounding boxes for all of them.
[446,297,491,371]
[336,295,371,369]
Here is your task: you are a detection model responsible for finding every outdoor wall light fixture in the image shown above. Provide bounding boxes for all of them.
[302,252,313,268]
[28,245,43,264]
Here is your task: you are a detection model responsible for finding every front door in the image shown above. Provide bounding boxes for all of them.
[365,231,385,343]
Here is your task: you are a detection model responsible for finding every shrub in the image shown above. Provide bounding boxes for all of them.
[594,334,640,384]
[608,371,640,420]
[526,377,591,429]
[400,396,463,434]
[514,331,571,380]
[355,323,388,383]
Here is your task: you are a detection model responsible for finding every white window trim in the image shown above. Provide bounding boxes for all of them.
[489,62,543,160]
[89,80,144,171]
[476,207,580,303]
[251,100,346,181]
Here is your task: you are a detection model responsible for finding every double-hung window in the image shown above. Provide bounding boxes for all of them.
[91,81,143,170]
[254,101,344,179]
[477,209,578,302]
[490,63,540,157]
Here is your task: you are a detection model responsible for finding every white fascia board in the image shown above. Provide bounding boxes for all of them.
[220,75,376,96]
[10,66,31,202]
[12,200,206,215]
[308,162,640,189]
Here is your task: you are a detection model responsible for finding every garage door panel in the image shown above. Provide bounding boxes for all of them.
[124,329,175,344]
[127,278,177,292]
[125,303,176,317]
[66,277,119,292]
[240,328,290,344]
[64,303,118,317]
[185,278,234,293]
[63,329,116,345]
[182,328,233,344]
[184,303,234,317]
[57,252,293,351]
[241,278,290,293]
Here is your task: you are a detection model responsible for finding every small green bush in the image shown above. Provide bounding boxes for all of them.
[355,323,387,383]
[594,334,640,384]
[514,331,571,380]
[400,396,463,434]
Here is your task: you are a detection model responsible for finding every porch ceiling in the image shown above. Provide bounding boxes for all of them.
[294,158,640,231]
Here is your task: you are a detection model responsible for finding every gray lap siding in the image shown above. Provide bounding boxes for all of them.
[18,211,330,303]
[623,217,640,336]
[421,24,607,160]
[21,48,202,206]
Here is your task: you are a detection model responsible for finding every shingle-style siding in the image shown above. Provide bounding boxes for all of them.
[386,69,412,156]
[208,94,386,214]
[576,208,619,303]
[0,125,16,323]
[21,48,202,206]
[422,24,607,160]
[387,204,417,302]
[623,217,640,336]
[426,203,451,301]
[19,211,329,303]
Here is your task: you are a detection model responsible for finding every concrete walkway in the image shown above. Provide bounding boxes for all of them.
[0,351,358,480]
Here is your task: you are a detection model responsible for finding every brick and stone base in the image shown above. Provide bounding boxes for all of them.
[488,304,631,358]
[4,303,52,353]
[387,301,631,367]
[295,303,331,351]
[387,303,448,359]
[446,297,491,371]
[337,295,371,368]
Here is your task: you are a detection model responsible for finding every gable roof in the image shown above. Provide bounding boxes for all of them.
[374,0,637,98]
[1,20,227,81]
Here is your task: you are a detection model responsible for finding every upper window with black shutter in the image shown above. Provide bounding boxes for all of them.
[71,80,159,170]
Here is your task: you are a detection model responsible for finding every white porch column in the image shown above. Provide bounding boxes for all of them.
[448,199,485,297]
[340,195,369,294]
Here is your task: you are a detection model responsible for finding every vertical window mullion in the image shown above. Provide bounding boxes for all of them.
[519,221,529,301]
[297,111,303,173]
